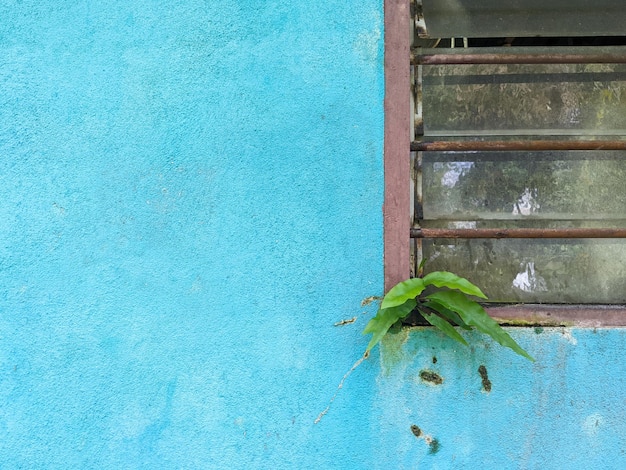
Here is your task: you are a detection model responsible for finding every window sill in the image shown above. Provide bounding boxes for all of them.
[488,305,626,327]
[403,305,626,327]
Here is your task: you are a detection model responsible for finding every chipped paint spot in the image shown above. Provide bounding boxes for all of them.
[361,296,382,307]
[562,329,578,345]
[582,413,604,437]
[333,317,356,326]
[411,425,440,454]
[419,370,443,385]
[478,365,492,393]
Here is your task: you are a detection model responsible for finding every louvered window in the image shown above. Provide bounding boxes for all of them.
[383,0,626,324]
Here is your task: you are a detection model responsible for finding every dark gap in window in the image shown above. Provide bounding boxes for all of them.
[453,37,626,48]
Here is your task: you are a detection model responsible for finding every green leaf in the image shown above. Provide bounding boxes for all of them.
[419,309,468,346]
[363,299,416,353]
[381,278,426,309]
[422,271,488,299]
[417,258,428,277]
[426,290,535,362]
[422,300,472,330]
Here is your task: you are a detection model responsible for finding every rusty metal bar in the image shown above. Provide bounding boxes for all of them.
[410,228,626,239]
[411,140,626,152]
[413,53,626,65]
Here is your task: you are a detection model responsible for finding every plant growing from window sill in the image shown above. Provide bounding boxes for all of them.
[315,270,534,423]
[363,271,535,362]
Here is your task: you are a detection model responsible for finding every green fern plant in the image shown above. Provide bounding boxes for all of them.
[363,271,534,361]
[316,270,534,423]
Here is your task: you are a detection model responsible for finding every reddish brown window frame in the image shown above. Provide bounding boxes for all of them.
[383,0,412,291]
[382,0,626,326]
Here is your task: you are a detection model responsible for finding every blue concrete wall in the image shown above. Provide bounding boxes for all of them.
[1,1,626,469]
[375,328,626,469]
[1,1,383,467]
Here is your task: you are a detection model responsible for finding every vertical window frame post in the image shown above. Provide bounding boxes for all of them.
[384,0,412,291]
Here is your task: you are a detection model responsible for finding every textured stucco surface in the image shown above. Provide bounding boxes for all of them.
[1,1,384,467]
[374,327,626,470]
[2,1,626,469]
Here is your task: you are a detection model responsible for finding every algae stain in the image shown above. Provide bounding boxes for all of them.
[428,438,441,455]
[379,327,411,375]
[478,365,492,393]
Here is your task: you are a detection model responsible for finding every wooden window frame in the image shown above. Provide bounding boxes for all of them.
[384,0,412,292]
[383,0,626,326]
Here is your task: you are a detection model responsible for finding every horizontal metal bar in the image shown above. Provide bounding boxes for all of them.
[411,140,626,152]
[413,53,626,65]
[410,228,626,239]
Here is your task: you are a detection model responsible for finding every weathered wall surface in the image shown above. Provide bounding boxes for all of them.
[375,327,626,469]
[2,1,626,469]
